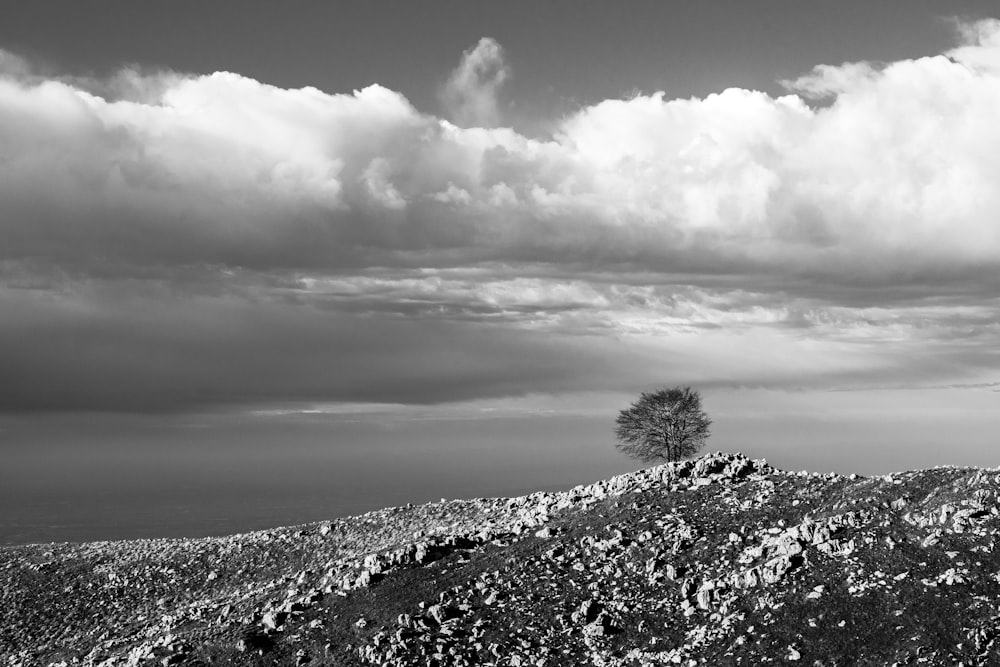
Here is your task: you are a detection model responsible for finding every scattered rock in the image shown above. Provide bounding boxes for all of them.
[6,451,1000,667]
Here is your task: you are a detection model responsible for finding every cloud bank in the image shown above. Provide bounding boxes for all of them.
[3,26,1000,281]
[2,23,1000,412]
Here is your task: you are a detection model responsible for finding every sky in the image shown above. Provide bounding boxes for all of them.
[3,2,1000,541]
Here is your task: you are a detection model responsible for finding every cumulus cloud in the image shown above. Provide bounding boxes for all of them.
[2,22,1000,412]
[439,37,509,127]
[3,26,1000,280]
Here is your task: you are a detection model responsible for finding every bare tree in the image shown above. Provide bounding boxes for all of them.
[615,387,711,462]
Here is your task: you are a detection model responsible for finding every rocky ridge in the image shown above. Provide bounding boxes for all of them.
[5,451,1000,665]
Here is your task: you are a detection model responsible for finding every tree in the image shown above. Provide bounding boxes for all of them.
[615,386,711,463]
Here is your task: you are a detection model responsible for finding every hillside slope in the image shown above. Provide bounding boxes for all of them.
[4,451,1000,666]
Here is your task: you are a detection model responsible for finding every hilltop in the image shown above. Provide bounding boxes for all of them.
[4,451,1000,666]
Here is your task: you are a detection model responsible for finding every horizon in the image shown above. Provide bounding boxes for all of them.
[3,2,1000,544]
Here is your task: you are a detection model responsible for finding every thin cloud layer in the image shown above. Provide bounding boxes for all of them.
[2,21,1000,412]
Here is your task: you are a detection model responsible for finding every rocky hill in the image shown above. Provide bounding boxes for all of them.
[4,451,1000,666]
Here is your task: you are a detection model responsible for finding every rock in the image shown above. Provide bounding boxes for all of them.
[579,599,604,623]
[427,603,453,624]
[922,530,943,548]
[261,610,287,631]
[11,451,1000,667]
[761,556,798,584]
[806,585,825,600]
[583,613,615,636]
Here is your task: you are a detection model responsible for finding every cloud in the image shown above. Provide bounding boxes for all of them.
[439,37,509,127]
[2,265,994,413]
[0,280,640,413]
[2,22,1000,413]
[3,25,1000,282]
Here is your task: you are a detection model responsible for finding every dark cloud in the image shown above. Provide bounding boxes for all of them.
[0,283,646,413]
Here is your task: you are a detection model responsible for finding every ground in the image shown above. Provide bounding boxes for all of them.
[4,452,1000,666]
